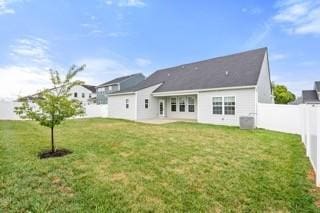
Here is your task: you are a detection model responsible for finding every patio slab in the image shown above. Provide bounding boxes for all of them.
[138,118,196,124]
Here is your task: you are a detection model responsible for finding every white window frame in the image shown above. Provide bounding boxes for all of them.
[108,86,112,91]
[82,93,85,98]
[171,97,177,112]
[187,96,195,112]
[145,99,149,109]
[212,96,223,115]
[179,97,186,112]
[224,96,236,115]
[212,96,236,115]
[125,99,129,109]
[74,92,78,98]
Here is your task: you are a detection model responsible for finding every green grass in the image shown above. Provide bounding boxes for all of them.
[0,118,318,212]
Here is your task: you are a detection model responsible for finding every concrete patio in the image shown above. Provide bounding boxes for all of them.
[137,118,196,124]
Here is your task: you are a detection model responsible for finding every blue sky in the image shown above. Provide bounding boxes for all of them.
[0,0,319,99]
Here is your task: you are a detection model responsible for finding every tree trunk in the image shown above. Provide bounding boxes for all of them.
[51,127,55,153]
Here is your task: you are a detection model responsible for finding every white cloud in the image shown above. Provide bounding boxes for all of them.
[75,57,143,84]
[244,22,273,48]
[10,37,52,66]
[120,0,145,7]
[105,0,113,5]
[0,0,15,15]
[273,0,320,35]
[106,0,146,7]
[270,53,287,61]
[0,36,57,100]
[0,65,51,100]
[81,15,129,38]
[241,7,263,15]
[135,58,151,67]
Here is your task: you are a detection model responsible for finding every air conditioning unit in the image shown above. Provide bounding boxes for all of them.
[239,116,255,129]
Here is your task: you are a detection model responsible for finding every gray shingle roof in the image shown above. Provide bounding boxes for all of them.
[315,81,320,92]
[115,48,267,94]
[82,85,96,93]
[98,73,144,87]
[302,90,320,103]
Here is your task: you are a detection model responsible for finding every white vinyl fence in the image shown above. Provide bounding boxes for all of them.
[0,101,108,120]
[0,101,22,120]
[257,103,320,186]
[257,103,302,134]
[300,105,320,185]
[84,104,108,118]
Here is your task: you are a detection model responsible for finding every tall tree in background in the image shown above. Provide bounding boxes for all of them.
[15,65,86,155]
[272,83,296,104]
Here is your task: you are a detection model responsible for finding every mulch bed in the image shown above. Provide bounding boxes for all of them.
[38,149,73,159]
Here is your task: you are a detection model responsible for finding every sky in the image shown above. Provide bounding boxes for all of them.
[0,0,319,100]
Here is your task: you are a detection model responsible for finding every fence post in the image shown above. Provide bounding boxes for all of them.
[316,106,320,187]
[300,105,305,144]
[306,105,311,157]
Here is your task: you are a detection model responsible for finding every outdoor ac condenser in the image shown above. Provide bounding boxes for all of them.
[239,116,255,129]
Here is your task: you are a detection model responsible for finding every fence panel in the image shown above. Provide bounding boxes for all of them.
[308,106,318,171]
[84,104,108,118]
[0,101,109,120]
[257,103,301,134]
[0,101,22,120]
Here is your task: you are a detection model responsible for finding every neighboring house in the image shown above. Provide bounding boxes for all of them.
[108,47,273,126]
[302,81,320,104]
[96,73,145,105]
[20,84,96,106]
[70,85,96,105]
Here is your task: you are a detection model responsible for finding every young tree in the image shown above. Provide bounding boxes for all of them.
[15,65,86,153]
[272,83,296,104]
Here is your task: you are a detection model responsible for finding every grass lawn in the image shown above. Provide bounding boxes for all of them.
[0,118,318,212]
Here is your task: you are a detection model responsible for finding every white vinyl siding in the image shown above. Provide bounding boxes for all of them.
[108,94,136,120]
[257,52,273,103]
[198,88,256,126]
[69,85,95,106]
[136,84,162,120]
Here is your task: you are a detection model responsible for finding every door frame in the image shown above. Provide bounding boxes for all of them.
[159,99,165,117]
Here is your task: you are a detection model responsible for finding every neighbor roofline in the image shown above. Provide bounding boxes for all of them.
[119,73,144,85]
[96,82,120,88]
[152,85,257,96]
[97,73,144,88]
[108,91,137,96]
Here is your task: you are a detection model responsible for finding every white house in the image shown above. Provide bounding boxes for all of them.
[96,73,145,105]
[20,84,96,106]
[69,85,96,105]
[108,48,273,126]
